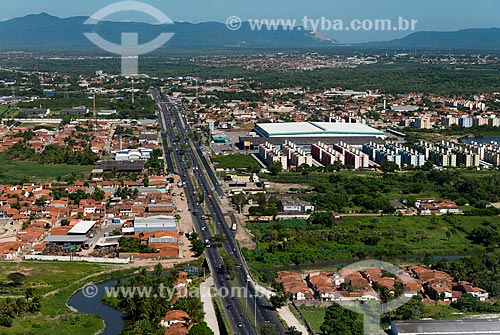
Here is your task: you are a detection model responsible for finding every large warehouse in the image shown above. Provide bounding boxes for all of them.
[254,122,386,138]
[240,122,386,148]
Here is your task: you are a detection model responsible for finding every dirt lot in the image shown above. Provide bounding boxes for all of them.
[171,175,197,259]
[0,219,21,242]
[267,182,312,194]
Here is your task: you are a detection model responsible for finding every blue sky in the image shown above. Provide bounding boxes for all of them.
[2,0,500,43]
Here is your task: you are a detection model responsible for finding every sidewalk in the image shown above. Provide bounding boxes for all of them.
[253,281,309,334]
[200,276,220,335]
[278,305,309,334]
[252,280,274,300]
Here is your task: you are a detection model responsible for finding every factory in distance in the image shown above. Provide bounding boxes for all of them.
[240,121,387,149]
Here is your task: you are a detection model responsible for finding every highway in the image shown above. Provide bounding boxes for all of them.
[153,88,287,335]
[154,89,259,334]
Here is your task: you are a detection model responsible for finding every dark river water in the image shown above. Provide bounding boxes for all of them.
[68,279,125,335]
[461,136,500,144]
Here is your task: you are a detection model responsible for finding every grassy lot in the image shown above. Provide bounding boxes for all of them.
[0,261,106,296]
[0,106,19,118]
[212,154,260,171]
[244,215,491,278]
[0,152,94,183]
[297,305,326,333]
[0,261,135,335]
[295,303,472,333]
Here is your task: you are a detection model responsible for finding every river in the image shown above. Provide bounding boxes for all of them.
[461,136,500,144]
[68,279,125,335]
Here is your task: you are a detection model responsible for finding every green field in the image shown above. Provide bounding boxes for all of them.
[294,303,474,333]
[212,154,261,171]
[296,305,326,333]
[0,261,136,335]
[0,106,19,118]
[258,169,500,215]
[0,152,94,183]
[244,215,494,281]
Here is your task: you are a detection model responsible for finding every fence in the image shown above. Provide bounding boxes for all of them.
[24,255,131,264]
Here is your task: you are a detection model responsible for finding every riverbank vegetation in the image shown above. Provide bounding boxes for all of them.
[262,170,500,214]
[0,261,135,335]
[102,263,212,335]
[243,216,500,284]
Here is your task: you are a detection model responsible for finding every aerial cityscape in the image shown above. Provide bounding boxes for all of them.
[2,1,500,335]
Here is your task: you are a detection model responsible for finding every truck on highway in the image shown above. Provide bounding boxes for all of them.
[231,223,237,231]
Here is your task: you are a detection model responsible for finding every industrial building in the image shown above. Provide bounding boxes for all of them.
[123,215,177,234]
[242,121,385,149]
[391,319,500,335]
[113,149,153,161]
[67,221,97,236]
[281,198,315,214]
[94,160,145,173]
[254,122,386,139]
[21,108,50,117]
[60,106,89,116]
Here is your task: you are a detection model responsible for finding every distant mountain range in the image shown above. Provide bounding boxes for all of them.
[0,13,336,49]
[362,28,500,50]
[1,13,500,50]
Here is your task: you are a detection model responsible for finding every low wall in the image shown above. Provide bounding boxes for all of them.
[294,300,335,308]
[24,255,130,264]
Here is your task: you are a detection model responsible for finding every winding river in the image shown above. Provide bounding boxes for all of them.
[68,279,125,335]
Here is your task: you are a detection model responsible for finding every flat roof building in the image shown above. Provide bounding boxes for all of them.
[95,160,145,173]
[132,216,177,233]
[391,319,500,335]
[254,122,386,139]
[45,236,88,244]
[68,221,97,235]
[61,106,89,116]
[22,108,50,117]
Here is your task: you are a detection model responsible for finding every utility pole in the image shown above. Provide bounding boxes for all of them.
[131,78,135,104]
[254,294,257,327]
[195,78,199,101]
[64,77,68,99]
[93,93,97,130]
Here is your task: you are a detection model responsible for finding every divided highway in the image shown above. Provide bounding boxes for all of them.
[153,88,286,335]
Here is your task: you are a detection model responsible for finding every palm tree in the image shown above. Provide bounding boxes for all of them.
[212,234,227,247]
[154,263,163,277]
